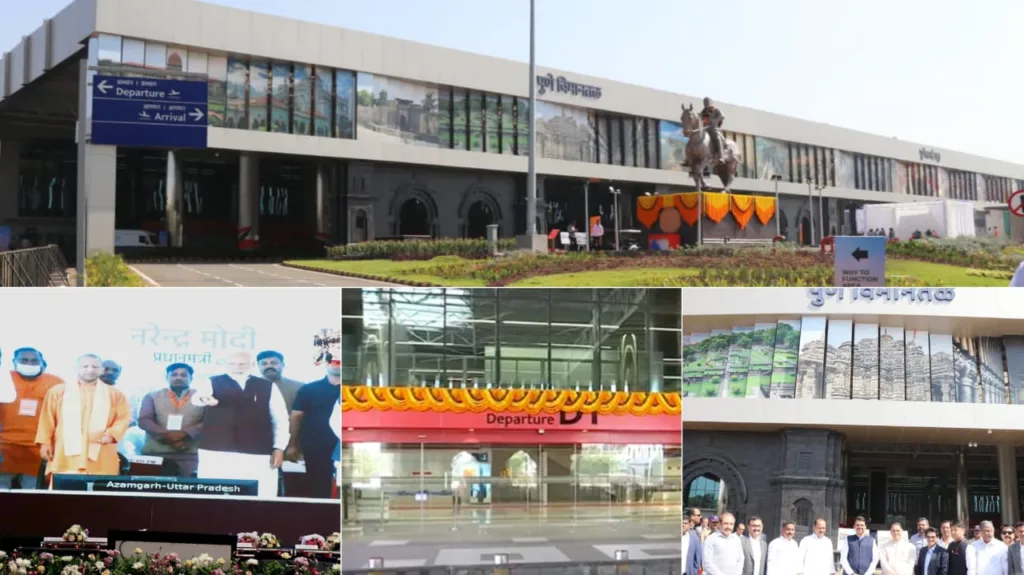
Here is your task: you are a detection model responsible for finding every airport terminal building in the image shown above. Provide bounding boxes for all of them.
[682,287,1024,537]
[2,0,1024,258]
[340,288,681,527]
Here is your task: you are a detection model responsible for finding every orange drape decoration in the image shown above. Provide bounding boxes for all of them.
[636,196,662,229]
[730,195,756,229]
[754,196,776,225]
[677,193,700,226]
[341,386,683,417]
[702,192,730,223]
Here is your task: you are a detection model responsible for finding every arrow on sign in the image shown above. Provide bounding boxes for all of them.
[96,79,111,94]
[189,108,205,122]
[852,247,869,262]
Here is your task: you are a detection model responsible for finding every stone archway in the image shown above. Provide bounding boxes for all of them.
[457,186,503,238]
[389,185,439,237]
[684,453,749,516]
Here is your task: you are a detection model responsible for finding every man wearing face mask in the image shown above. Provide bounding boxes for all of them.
[255,351,303,413]
[138,363,205,478]
[191,351,289,497]
[0,348,64,489]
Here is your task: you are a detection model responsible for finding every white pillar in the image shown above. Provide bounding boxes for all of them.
[238,153,259,249]
[76,142,117,267]
[998,444,1019,526]
[315,163,329,243]
[166,150,183,247]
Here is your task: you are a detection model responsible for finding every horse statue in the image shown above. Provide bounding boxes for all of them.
[680,103,741,193]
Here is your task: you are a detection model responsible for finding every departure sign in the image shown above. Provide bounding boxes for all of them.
[91,75,209,149]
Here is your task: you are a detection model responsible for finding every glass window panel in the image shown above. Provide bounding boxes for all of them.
[724,326,753,398]
[500,95,515,154]
[699,329,730,398]
[978,337,1006,405]
[206,55,227,128]
[953,336,980,404]
[905,329,931,401]
[248,60,269,132]
[165,46,187,71]
[1004,336,1024,405]
[795,316,827,399]
[683,333,708,397]
[453,89,469,151]
[579,108,596,163]
[768,320,801,398]
[744,134,756,178]
[515,97,529,156]
[835,150,855,189]
[755,137,790,180]
[745,322,775,398]
[535,101,559,160]
[144,42,166,70]
[609,117,622,166]
[485,93,500,153]
[122,38,145,68]
[824,319,853,399]
[791,146,802,184]
[385,78,439,147]
[292,64,313,136]
[879,326,906,401]
[851,323,879,400]
[646,118,659,169]
[444,291,496,385]
[437,87,452,149]
[225,56,248,130]
[314,67,333,138]
[597,115,610,164]
[622,118,635,167]
[270,62,291,133]
[97,34,121,66]
[185,50,207,75]
[930,333,955,402]
[498,294,549,387]
[356,72,377,142]
[468,91,484,152]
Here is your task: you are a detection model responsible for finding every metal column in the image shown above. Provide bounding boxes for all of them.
[998,445,1019,526]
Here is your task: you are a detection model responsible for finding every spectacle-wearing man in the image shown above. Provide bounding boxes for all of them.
[842,516,879,575]
[801,518,837,575]
[742,516,768,575]
[286,361,341,498]
[767,521,801,575]
[138,363,205,478]
[705,512,744,575]
[0,348,63,489]
[915,528,948,575]
[35,354,132,478]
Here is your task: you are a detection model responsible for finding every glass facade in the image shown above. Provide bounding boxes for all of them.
[341,288,681,392]
[685,317,1022,403]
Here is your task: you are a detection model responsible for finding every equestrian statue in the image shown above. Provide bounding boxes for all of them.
[680,97,741,193]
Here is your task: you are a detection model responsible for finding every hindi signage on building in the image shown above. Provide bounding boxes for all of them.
[536,74,602,99]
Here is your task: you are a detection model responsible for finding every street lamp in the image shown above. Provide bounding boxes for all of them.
[608,186,622,251]
[814,184,827,239]
[771,175,782,238]
[525,0,538,237]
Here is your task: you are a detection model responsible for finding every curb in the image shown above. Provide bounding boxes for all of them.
[124,256,285,264]
[280,262,441,287]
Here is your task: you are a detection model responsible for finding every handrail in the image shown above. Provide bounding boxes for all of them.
[343,557,680,575]
[0,245,70,287]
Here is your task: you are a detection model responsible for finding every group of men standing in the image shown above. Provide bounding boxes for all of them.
[0,348,341,498]
[686,508,1022,575]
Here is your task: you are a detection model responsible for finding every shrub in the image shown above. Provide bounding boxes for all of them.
[327,238,516,261]
[85,252,145,287]
[652,266,929,287]
[886,237,1021,271]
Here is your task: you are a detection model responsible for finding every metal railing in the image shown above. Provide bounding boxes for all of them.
[343,557,680,575]
[0,245,70,287]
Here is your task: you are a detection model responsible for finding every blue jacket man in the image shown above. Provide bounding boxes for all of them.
[684,523,703,575]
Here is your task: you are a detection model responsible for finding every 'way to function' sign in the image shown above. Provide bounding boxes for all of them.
[90,75,209,149]
[833,235,885,287]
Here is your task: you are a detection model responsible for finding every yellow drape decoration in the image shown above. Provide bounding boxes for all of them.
[702,192,730,223]
[677,192,700,226]
[341,386,682,417]
[730,195,756,230]
[636,196,662,229]
[754,196,776,226]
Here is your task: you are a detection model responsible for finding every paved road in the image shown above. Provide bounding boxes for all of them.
[341,534,680,570]
[129,263,398,287]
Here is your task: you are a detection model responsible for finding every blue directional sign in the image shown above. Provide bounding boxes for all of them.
[90,74,209,149]
[833,235,886,287]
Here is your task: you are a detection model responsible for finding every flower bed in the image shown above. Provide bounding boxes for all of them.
[327,238,515,261]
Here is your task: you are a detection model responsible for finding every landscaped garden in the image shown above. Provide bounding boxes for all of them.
[284,237,1022,287]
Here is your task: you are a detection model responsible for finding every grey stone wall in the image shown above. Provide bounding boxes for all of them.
[684,429,845,539]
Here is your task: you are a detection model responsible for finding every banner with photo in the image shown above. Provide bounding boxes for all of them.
[0,289,341,502]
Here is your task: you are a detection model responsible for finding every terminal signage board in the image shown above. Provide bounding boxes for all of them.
[90,75,208,149]
[833,235,885,287]
[344,408,681,433]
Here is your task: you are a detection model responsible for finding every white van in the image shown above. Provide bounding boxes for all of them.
[115,229,161,248]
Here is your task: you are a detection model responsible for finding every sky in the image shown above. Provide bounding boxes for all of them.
[3,0,1022,164]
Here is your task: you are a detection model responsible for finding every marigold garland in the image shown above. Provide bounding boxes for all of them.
[636,195,662,229]
[677,193,700,226]
[754,196,776,225]
[730,195,755,229]
[341,386,682,417]
[702,192,730,223]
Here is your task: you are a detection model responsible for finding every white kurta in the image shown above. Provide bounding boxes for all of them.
[767,537,802,575]
[966,539,1007,575]
[801,534,837,575]
[705,531,745,575]
[191,374,291,498]
[879,540,917,575]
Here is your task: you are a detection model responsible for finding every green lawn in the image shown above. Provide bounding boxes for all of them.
[284,258,487,286]
[509,268,700,287]
[886,259,1008,286]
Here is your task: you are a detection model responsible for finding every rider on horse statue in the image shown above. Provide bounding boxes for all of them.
[700,97,726,164]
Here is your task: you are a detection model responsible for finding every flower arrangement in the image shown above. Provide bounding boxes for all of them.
[62,525,88,543]
[325,534,340,553]
[236,532,259,548]
[297,535,326,550]
[0,549,339,575]
[257,533,280,550]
